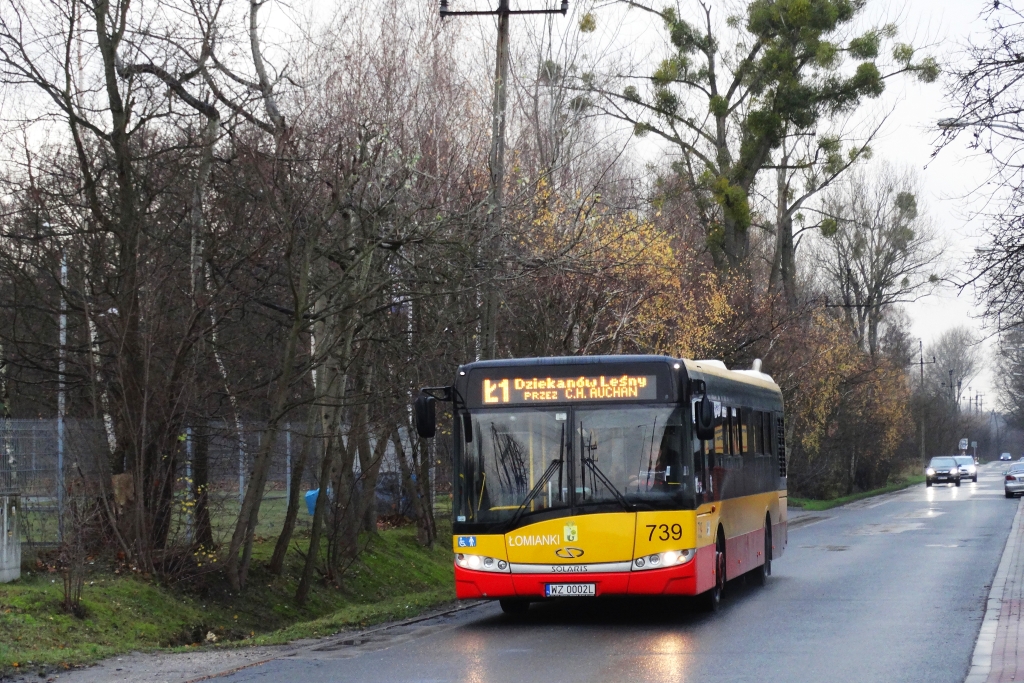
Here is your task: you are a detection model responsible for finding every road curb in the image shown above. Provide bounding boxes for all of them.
[964,495,1023,683]
[180,599,487,683]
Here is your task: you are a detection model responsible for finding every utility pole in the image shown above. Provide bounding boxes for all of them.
[440,0,568,359]
[57,251,67,543]
[994,409,1001,454]
[917,340,936,463]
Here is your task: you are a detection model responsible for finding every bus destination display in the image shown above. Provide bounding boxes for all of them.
[482,374,658,404]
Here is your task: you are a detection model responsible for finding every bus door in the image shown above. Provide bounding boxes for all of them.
[692,398,711,503]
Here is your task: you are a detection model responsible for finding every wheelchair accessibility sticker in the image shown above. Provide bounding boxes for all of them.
[457,536,477,548]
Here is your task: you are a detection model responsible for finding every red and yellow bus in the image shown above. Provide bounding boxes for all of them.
[414,354,787,613]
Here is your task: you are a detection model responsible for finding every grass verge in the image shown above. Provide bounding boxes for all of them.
[0,523,455,675]
[789,474,927,511]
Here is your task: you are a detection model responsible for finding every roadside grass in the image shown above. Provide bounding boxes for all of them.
[0,521,455,674]
[789,474,927,511]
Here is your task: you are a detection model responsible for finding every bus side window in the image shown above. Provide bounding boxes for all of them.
[776,414,788,477]
[713,402,725,457]
[733,405,741,458]
[753,411,764,455]
[739,408,749,454]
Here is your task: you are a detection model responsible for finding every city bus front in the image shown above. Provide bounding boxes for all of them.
[418,357,716,604]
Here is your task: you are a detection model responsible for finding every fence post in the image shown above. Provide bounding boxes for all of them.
[238,430,245,508]
[185,427,193,541]
[1,415,20,583]
[285,424,292,509]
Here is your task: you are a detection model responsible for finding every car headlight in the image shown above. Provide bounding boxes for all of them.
[455,553,509,573]
[951,467,959,475]
[632,548,695,571]
[926,468,935,475]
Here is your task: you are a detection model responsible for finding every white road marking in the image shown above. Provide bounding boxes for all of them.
[850,522,925,535]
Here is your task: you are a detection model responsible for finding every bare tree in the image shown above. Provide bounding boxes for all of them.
[814,163,943,356]
[942,2,1024,329]
[925,326,983,405]
[996,326,1024,430]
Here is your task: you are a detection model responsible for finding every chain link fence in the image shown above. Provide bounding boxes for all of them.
[6,418,452,548]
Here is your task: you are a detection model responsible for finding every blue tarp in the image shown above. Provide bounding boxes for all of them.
[304,488,320,516]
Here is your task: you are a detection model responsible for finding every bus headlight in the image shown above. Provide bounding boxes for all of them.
[455,553,510,573]
[632,549,695,571]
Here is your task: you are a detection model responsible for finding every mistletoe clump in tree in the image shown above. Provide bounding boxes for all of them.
[598,0,938,270]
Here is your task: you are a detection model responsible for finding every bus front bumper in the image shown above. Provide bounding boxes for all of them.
[454,545,716,599]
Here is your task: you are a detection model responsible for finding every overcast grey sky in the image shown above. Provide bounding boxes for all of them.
[866,0,998,401]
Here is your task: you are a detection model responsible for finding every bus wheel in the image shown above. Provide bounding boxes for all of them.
[701,532,726,612]
[499,599,530,616]
[755,518,771,586]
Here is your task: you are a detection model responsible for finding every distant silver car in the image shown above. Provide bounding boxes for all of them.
[926,456,961,487]
[1001,452,1013,461]
[954,456,978,483]
[1006,464,1024,498]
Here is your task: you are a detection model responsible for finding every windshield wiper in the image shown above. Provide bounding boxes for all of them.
[581,456,637,512]
[502,458,563,531]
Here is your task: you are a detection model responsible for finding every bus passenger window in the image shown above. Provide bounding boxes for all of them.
[753,411,763,454]
[739,408,748,454]
[713,402,725,456]
[729,407,740,456]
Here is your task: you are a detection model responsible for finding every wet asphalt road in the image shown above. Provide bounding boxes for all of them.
[223,463,1017,683]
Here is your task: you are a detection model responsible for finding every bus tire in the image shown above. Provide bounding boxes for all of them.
[755,517,771,586]
[701,530,726,612]
[499,599,530,615]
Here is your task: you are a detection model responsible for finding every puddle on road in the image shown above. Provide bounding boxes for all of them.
[894,508,945,519]
[850,522,925,535]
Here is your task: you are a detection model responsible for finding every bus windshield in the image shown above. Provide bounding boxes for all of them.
[455,404,692,527]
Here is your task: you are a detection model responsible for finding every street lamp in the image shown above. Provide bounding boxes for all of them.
[440,0,568,15]
[938,117,1024,134]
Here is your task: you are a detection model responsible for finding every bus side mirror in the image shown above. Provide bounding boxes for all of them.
[413,395,436,438]
[695,394,715,441]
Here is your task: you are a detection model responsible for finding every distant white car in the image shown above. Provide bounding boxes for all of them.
[1001,453,1013,461]
[954,455,978,482]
